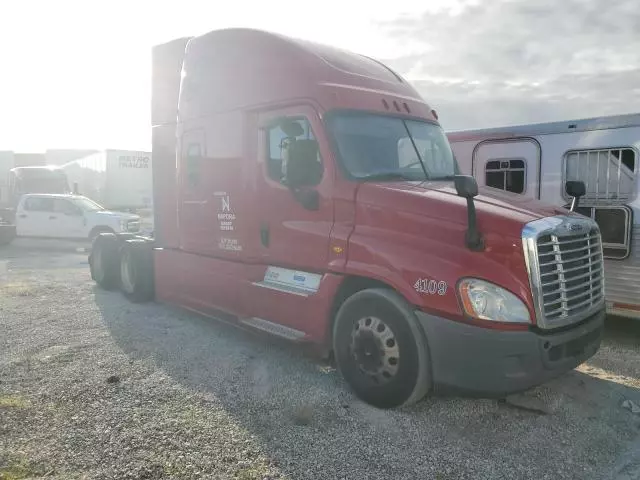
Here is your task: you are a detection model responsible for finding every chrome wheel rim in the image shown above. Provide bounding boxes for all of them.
[350,316,399,384]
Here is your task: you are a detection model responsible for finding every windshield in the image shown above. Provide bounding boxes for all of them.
[73,196,105,212]
[326,112,459,181]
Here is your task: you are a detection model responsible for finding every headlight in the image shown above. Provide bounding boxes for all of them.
[119,220,127,231]
[458,278,531,324]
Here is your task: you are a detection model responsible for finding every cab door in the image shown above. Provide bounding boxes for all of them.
[257,106,334,270]
[472,138,541,200]
[240,105,335,333]
[175,114,249,316]
[51,198,85,238]
[16,197,52,237]
[177,128,209,253]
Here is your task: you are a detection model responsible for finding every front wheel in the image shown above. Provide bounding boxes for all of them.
[333,288,432,408]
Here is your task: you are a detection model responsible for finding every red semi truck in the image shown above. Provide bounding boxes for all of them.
[89,29,605,408]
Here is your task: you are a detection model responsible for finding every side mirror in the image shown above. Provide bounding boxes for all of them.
[453,175,483,251]
[280,119,304,138]
[454,175,478,198]
[565,180,585,211]
[565,180,585,198]
[284,139,323,189]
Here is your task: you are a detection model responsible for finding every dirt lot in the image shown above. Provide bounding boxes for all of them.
[1,244,639,479]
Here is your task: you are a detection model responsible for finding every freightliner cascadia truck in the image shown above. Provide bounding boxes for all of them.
[89,28,605,408]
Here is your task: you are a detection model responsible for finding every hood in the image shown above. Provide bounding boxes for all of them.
[349,180,579,324]
[92,210,140,221]
[356,180,572,239]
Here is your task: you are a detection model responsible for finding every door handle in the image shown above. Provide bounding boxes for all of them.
[49,216,57,220]
[19,214,27,218]
[260,223,270,247]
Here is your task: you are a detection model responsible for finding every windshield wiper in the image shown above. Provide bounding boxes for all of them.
[358,171,419,181]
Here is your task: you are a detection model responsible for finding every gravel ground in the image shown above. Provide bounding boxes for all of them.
[1,246,639,479]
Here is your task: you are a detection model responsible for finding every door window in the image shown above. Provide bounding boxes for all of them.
[24,197,54,211]
[53,199,82,216]
[266,117,323,185]
[485,159,526,194]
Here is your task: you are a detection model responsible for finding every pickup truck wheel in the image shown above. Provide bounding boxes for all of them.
[120,239,154,303]
[89,233,120,290]
[333,288,431,408]
[89,227,115,242]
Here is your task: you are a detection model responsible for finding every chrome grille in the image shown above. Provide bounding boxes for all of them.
[523,216,605,329]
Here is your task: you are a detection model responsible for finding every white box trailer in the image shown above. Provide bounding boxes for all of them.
[61,149,152,211]
[447,113,640,320]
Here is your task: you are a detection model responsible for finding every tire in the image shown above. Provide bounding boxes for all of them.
[89,226,115,242]
[89,233,120,290]
[333,288,432,408]
[119,239,154,303]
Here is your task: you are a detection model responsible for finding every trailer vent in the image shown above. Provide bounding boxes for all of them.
[523,216,605,329]
[564,148,637,205]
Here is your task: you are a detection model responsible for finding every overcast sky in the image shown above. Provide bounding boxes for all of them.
[1,0,638,151]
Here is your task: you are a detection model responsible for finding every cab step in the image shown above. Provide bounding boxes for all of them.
[240,317,306,341]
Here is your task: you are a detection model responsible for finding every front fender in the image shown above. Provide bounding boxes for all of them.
[345,222,533,323]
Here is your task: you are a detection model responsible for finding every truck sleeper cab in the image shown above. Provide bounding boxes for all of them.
[89,29,605,408]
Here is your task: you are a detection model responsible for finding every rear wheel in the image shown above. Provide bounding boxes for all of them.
[119,239,154,302]
[89,233,120,289]
[333,288,431,408]
[89,226,115,242]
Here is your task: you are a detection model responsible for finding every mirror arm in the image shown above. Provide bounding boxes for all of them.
[570,196,579,212]
[465,197,484,251]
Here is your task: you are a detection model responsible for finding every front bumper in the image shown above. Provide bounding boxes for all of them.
[415,308,605,397]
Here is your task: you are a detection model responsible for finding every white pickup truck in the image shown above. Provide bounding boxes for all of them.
[12,194,141,241]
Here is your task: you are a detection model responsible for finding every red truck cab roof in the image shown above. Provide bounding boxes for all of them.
[176,28,437,125]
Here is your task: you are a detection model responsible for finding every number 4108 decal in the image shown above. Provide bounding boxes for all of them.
[414,278,448,296]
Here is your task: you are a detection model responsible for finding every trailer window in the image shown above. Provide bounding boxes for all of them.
[574,205,632,259]
[564,148,637,205]
[266,118,322,185]
[485,159,526,194]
